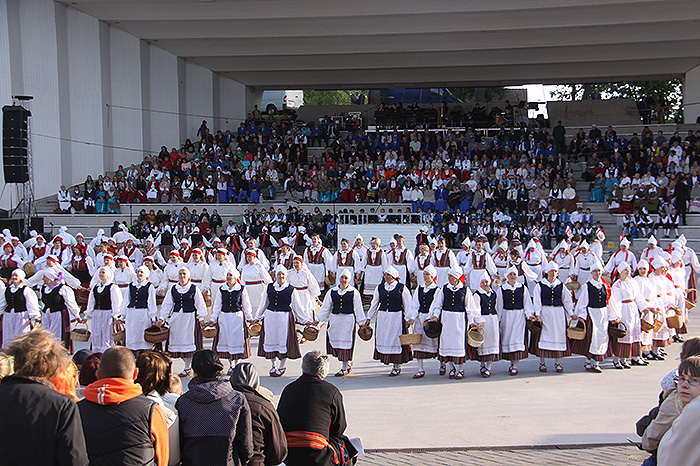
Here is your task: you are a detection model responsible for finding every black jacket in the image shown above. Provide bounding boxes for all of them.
[231,384,287,466]
[0,375,89,466]
[277,374,349,466]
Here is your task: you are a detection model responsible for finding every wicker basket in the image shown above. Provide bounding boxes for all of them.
[248,322,262,337]
[566,319,586,341]
[492,279,502,288]
[608,321,627,339]
[70,323,91,342]
[685,289,697,310]
[667,308,684,329]
[201,323,218,339]
[23,262,36,278]
[653,318,665,332]
[358,325,373,341]
[399,330,422,346]
[526,319,542,334]
[302,325,319,341]
[156,295,165,305]
[112,321,125,344]
[641,317,655,332]
[144,325,170,343]
[325,272,336,287]
[467,328,485,348]
[565,281,580,291]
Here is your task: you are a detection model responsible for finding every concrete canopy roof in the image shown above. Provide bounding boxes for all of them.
[60,0,700,89]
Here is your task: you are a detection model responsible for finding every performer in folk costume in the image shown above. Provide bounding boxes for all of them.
[456,237,471,275]
[363,237,389,306]
[204,248,238,311]
[473,271,501,378]
[676,235,700,304]
[365,266,413,376]
[240,237,270,271]
[255,265,312,377]
[551,240,575,284]
[669,250,689,340]
[524,239,547,292]
[492,242,510,280]
[211,269,254,374]
[287,255,321,319]
[159,250,186,294]
[634,260,657,363]
[303,233,332,296]
[9,236,27,262]
[85,266,123,353]
[464,237,497,290]
[240,250,273,313]
[330,238,360,286]
[143,235,167,268]
[649,258,675,360]
[143,257,164,293]
[590,229,605,261]
[178,238,194,263]
[388,235,414,285]
[433,237,458,288]
[572,241,597,287]
[0,243,25,280]
[275,239,295,270]
[187,248,210,294]
[112,255,137,302]
[405,265,441,379]
[531,262,574,374]
[413,243,433,279]
[1,269,40,348]
[67,243,95,286]
[496,266,534,376]
[429,267,483,380]
[570,259,614,372]
[604,237,637,280]
[607,262,645,369]
[640,236,665,265]
[29,235,49,271]
[27,254,81,289]
[120,238,143,267]
[507,247,538,288]
[122,265,158,352]
[353,234,369,283]
[315,269,366,377]
[160,266,208,377]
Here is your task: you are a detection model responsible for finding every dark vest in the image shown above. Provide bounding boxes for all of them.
[418,287,437,313]
[442,285,467,312]
[502,285,525,310]
[378,283,404,312]
[41,285,67,313]
[93,284,113,310]
[330,289,355,315]
[128,282,152,309]
[220,287,244,313]
[540,282,564,307]
[477,290,497,316]
[172,285,197,313]
[78,395,157,466]
[5,286,27,313]
[587,282,607,308]
[267,284,294,312]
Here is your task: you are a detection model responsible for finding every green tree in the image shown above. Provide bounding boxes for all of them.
[303,90,368,106]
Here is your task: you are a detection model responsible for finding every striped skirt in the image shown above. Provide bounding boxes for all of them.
[610,340,642,358]
[327,328,356,362]
[257,313,302,360]
[413,350,438,359]
[501,327,529,361]
[529,330,570,359]
[373,320,412,365]
[213,322,251,361]
[568,316,613,362]
[170,324,203,358]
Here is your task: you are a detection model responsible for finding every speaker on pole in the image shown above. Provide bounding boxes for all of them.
[3,105,31,184]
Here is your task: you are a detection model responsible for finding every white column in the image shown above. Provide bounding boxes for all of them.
[684,64,700,124]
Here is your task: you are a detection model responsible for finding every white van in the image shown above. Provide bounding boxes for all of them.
[261,90,304,114]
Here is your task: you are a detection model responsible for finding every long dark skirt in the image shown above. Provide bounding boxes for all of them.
[568,316,613,362]
[258,313,302,360]
[373,320,412,364]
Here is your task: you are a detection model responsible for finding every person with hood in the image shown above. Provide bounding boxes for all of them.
[604,237,637,280]
[365,266,413,376]
[473,271,500,378]
[85,266,123,353]
[572,241,597,287]
[255,265,313,377]
[122,265,159,352]
[211,270,254,374]
[429,267,483,380]
[78,346,169,466]
[570,259,615,372]
[303,233,333,297]
[230,362,288,466]
[40,266,81,351]
[160,266,208,377]
[531,262,574,373]
[1,268,40,348]
[240,250,273,313]
[496,265,534,376]
[608,262,646,369]
[361,237,388,305]
[315,269,366,377]
[287,255,321,319]
[177,350,254,466]
[405,265,441,378]
[523,239,547,293]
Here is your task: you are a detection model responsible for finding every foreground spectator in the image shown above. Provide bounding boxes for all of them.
[78,346,169,466]
[277,350,358,466]
[0,330,89,466]
[176,349,253,466]
[230,362,288,466]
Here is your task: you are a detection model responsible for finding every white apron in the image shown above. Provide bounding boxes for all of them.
[328,313,357,350]
[478,314,500,356]
[587,306,610,356]
[539,305,568,352]
[217,310,247,355]
[91,309,115,353]
[439,311,467,358]
[500,308,527,353]
[168,311,196,353]
[412,312,439,354]
[375,311,404,355]
[261,310,291,354]
[363,265,384,298]
[125,308,152,350]
[2,312,31,347]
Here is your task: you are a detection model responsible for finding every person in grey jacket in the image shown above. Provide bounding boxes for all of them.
[177,350,253,466]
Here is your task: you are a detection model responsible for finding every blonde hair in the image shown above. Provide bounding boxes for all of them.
[5,330,71,380]
[0,352,13,381]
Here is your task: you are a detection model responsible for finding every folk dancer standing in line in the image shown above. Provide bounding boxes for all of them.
[608,263,645,369]
[85,266,123,353]
[634,260,658,362]
[473,271,500,378]
[1,269,40,348]
[363,237,389,306]
[122,265,158,352]
[464,237,497,290]
[240,250,273,313]
[431,237,457,288]
[531,262,574,374]
[496,266,534,376]
[405,265,440,379]
[649,258,675,360]
[315,269,366,377]
[303,233,332,297]
[365,266,413,376]
[388,236,414,286]
[329,238,360,287]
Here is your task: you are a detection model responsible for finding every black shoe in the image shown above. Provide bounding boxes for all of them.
[673,336,685,343]
[651,353,666,361]
[659,349,667,356]
[613,361,624,370]
[631,358,648,366]
[621,361,631,369]
[643,353,654,360]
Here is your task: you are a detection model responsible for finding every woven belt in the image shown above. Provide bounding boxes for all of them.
[191,279,202,283]
[169,279,177,283]
[246,280,264,285]
[529,262,541,266]
[580,267,590,271]
[212,279,225,283]
[622,299,634,303]
[118,284,129,288]
[296,286,308,290]
[560,267,570,270]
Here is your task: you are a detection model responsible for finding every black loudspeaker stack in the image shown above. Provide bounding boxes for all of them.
[3,105,31,183]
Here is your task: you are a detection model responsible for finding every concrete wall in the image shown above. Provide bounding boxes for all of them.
[685,64,700,125]
[0,0,251,210]
[547,99,642,128]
